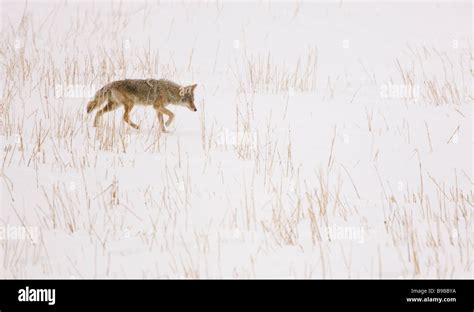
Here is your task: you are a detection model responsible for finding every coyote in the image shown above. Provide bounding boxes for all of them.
[86,79,198,131]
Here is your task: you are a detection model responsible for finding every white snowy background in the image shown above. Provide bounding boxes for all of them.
[0,0,472,278]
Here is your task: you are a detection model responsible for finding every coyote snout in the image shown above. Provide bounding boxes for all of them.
[178,86,198,112]
[86,79,198,132]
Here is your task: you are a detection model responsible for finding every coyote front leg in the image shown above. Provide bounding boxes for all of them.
[155,109,166,132]
[162,107,175,127]
[155,106,174,131]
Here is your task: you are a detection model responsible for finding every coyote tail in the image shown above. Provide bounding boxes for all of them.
[86,86,110,113]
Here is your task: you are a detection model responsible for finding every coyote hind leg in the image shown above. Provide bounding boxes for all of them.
[94,100,119,127]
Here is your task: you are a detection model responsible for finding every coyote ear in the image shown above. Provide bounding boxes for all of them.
[179,87,185,97]
[189,84,197,93]
[184,84,197,94]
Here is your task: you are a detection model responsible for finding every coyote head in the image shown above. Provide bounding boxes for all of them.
[178,84,198,112]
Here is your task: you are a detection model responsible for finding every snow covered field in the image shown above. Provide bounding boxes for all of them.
[0,0,472,278]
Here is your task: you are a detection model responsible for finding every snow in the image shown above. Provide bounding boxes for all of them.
[0,0,472,278]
